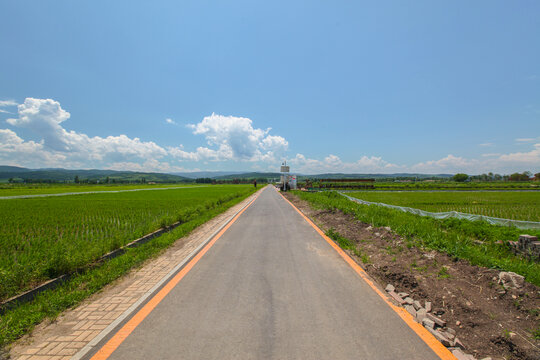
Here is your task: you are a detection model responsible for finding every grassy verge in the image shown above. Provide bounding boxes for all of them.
[326,228,370,264]
[0,190,254,349]
[293,191,540,287]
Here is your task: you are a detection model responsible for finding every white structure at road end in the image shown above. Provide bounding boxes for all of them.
[279,161,296,191]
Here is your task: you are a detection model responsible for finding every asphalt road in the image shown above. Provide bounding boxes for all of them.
[94,186,442,360]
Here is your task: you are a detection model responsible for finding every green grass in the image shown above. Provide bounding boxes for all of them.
[326,228,370,263]
[0,185,255,301]
[347,191,540,221]
[0,191,253,349]
[0,183,195,197]
[293,191,540,287]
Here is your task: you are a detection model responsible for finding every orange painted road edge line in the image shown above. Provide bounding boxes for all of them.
[279,191,456,360]
[89,191,261,360]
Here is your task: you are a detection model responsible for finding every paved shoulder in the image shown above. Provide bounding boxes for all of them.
[90,186,442,360]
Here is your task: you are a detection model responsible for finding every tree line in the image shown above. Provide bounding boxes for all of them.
[453,171,539,182]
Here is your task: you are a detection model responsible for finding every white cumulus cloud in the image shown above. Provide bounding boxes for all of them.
[290,153,400,174]
[170,113,288,163]
[3,98,169,169]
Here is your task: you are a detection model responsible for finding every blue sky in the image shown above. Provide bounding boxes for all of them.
[0,1,539,174]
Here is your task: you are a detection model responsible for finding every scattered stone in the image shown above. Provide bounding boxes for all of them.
[422,251,436,259]
[446,327,456,336]
[404,297,414,305]
[426,313,446,327]
[416,308,427,322]
[384,226,391,231]
[422,317,436,329]
[433,309,445,316]
[451,348,474,360]
[480,357,492,360]
[374,232,381,237]
[426,327,452,347]
[425,301,432,313]
[508,235,539,260]
[444,330,455,341]
[398,292,409,298]
[366,226,372,231]
[453,337,466,350]
[413,300,422,310]
[405,304,416,317]
[388,291,406,305]
[498,271,524,289]
[385,284,395,292]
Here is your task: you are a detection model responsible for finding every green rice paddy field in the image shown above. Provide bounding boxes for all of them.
[0,183,192,197]
[0,185,255,301]
[347,191,540,222]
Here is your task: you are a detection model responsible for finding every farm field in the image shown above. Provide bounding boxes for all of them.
[371,181,539,191]
[0,183,195,197]
[0,185,255,301]
[347,191,540,222]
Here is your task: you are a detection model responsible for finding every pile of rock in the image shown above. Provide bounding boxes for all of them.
[385,284,489,360]
[508,234,540,260]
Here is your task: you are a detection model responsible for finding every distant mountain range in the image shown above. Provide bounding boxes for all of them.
[0,166,190,183]
[0,166,453,183]
[170,171,246,179]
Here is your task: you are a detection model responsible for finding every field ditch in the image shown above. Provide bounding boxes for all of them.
[284,191,540,360]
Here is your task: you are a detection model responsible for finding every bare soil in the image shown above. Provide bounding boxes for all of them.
[284,192,540,360]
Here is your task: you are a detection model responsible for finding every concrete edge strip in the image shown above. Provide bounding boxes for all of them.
[71,189,261,360]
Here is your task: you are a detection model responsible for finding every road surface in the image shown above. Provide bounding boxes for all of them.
[86,186,444,360]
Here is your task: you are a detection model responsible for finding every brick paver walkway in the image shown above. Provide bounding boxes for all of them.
[8,192,259,360]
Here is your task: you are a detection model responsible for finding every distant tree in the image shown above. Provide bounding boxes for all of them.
[195,178,213,184]
[534,173,540,181]
[453,173,469,182]
[509,172,531,181]
[106,176,110,184]
[74,175,80,184]
[8,177,13,183]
